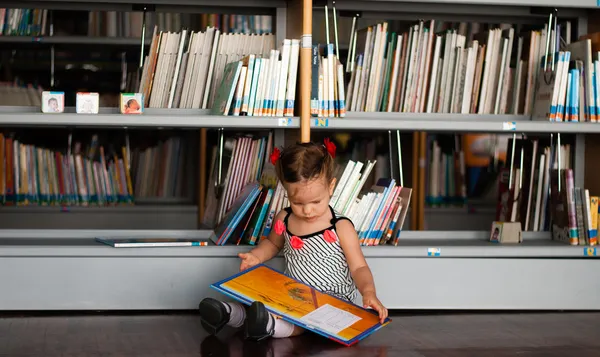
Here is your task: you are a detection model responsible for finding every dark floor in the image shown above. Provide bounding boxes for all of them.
[1,311,600,356]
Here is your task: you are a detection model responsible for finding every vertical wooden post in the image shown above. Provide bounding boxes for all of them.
[198,128,207,225]
[300,0,312,143]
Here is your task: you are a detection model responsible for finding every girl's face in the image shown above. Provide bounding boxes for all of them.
[285,176,336,223]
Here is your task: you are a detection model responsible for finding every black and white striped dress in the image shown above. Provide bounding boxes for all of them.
[282,206,359,303]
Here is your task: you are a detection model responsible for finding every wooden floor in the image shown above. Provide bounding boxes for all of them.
[1,311,600,356]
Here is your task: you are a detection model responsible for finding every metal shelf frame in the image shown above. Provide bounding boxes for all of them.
[2,229,600,311]
[4,108,600,133]
[2,0,281,15]
[0,36,152,46]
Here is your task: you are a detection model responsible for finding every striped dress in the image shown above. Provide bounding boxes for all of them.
[282,206,359,303]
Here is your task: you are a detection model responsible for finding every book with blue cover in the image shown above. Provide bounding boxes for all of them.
[212,182,263,245]
[95,238,209,247]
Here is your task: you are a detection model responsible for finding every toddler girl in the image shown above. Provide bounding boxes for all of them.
[198,140,388,341]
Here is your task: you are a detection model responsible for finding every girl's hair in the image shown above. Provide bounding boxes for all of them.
[275,142,335,184]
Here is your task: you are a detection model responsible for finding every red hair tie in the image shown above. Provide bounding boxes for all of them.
[324,138,336,159]
[270,147,281,165]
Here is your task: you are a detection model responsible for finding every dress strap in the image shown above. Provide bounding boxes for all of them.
[283,207,293,225]
[329,206,354,228]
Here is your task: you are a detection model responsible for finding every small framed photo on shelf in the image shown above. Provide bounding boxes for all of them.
[76,92,99,114]
[41,91,64,113]
[120,93,143,114]
[490,221,522,244]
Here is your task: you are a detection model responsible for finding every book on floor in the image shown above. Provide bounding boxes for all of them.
[210,264,390,346]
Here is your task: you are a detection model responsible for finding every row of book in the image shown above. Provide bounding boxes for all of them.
[138,26,276,110]
[533,36,600,122]
[0,82,42,106]
[335,161,412,246]
[0,133,133,206]
[0,8,47,37]
[496,137,571,232]
[0,131,197,205]
[209,160,412,246]
[88,12,273,38]
[203,133,275,227]
[552,169,599,246]
[344,20,572,116]
[426,137,467,206]
[211,39,299,117]
[310,44,347,118]
[130,136,194,200]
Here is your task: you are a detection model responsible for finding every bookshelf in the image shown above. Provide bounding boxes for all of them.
[1,0,600,312]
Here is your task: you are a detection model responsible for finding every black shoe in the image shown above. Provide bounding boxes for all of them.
[244,301,274,341]
[199,298,230,335]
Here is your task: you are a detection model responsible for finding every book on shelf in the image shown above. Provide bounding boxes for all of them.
[532,32,600,123]
[551,169,599,246]
[344,19,572,115]
[0,82,43,106]
[0,9,272,38]
[95,237,209,247]
[425,135,467,207]
[0,132,193,206]
[203,137,411,246]
[311,43,346,118]
[0,8,48,36]
[494,136,571,232]
[210,38,300,117]
[137,25,277,111]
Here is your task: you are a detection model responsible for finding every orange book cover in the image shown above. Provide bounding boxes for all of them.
[211,264,390,346]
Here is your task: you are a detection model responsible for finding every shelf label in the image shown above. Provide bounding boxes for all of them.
[584,247,597,257]
[314,118,329,127]
[427,248,441,257]
[502,122,516,131]
[301,34,312,49]
[278,118,292,127]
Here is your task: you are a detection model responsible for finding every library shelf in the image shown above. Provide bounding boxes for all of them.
[334,0,596,10]
[0,36,150,46]
[3,107,599,133]
[6,0,283,13]
[0,204,196,214]
[312,112,600,133]
[0,107,301,129]
[2,229,600,311]
[0,230,594,258]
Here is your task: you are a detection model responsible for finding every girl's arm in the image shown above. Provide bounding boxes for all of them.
[238,210,286,268]
[336,219,388,323]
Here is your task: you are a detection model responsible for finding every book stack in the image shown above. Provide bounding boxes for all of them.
[138,26,276,110]
[211,38,300,117]
[345,19,570,115]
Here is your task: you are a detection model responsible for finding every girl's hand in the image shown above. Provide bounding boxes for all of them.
[238,252,261,271]
[362,292,388,324]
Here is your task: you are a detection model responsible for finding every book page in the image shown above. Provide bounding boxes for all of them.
[299,304,362,335]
